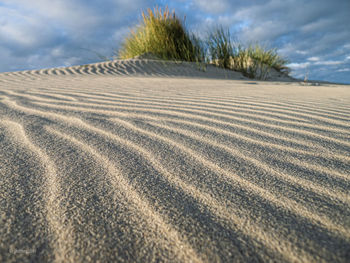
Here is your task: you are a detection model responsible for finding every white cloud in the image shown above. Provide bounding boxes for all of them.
[307,57,320,61]
[51,47,64,58]
[0,6,54,49]
[296,50,308,55]
[336,68,350,72]
[287,62,310,69]
[314,60,344,66]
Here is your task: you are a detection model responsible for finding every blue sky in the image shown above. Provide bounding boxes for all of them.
[1,0,349,83]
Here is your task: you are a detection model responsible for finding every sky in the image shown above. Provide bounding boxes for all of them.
[1,0,349,83]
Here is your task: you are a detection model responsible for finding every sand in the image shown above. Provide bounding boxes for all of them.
[0,59,349,262]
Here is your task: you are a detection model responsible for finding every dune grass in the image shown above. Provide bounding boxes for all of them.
[207,27,233,69]
[119,8,289,79]
[231,45,276,80]
[119,7,204,62]
[207,27,289,79]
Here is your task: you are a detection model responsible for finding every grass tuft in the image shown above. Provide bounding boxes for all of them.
[119,7,204,62]
[207,27,233,69]
[207,27,290,79]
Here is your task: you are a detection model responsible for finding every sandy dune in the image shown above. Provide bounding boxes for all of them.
[0,59,349,262]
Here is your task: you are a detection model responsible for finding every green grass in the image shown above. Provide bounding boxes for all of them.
[119,8,289,80]
[231,45,273,80]
[119,7,204,62]
[207,27,290,79]
[207,27,233,69]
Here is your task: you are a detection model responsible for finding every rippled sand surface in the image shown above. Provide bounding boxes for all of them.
[0,60,349,262]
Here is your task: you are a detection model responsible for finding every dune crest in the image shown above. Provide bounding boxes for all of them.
[1,58,297,82]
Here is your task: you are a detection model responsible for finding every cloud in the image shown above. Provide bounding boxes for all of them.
[307,57,320,62]
[287,62,311,70]
[0,6,56,50]
[295,50,308,55]
[337,68,350,72]
[313,60,344,66]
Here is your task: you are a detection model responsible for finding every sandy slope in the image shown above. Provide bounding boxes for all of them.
[0,59,349,263]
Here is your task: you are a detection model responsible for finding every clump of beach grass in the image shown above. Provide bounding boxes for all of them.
[207,27,233,69]
[207,27,289,79]
[231,45,274,80]
[119,7,205,63]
